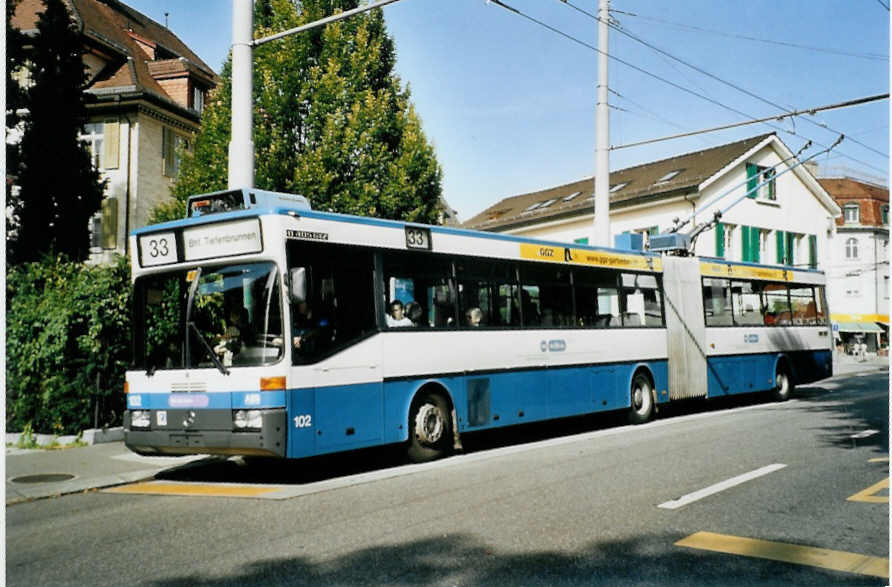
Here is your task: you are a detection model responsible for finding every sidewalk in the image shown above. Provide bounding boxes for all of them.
[5,441,211,504]
[4,356,887,505]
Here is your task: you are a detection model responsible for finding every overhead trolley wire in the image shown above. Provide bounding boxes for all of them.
[608,9,889,62]
[555,0,890,163]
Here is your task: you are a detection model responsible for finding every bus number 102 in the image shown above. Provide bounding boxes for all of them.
[294,414,312,428]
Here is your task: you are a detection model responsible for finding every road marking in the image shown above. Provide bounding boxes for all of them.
[847,478,889,504]
[868,457,889,463]
[850,429,879,439]
[676,531,889,579]
[658,464,786,510]
[104,481,284,498]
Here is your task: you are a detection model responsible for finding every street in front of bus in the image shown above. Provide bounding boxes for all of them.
[6,360,888,586]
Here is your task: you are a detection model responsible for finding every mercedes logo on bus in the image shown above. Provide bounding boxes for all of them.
[183,410,197,428]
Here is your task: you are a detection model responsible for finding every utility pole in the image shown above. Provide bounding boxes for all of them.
[229,0,254,189]
[593,0,610,246]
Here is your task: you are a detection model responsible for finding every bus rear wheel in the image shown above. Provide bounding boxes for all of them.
[628,372,655,424]
[772,365,793,401]
[407,392,452,463]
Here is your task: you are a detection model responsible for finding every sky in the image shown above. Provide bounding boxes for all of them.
[124,0,890,222]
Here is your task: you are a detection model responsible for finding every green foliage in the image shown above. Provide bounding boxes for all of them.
[157,0,443,226]
[7,0,107,263]
[6,255,132,435]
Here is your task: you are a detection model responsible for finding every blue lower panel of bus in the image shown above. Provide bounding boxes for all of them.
[706,350,832,397]
[286,360,669,458]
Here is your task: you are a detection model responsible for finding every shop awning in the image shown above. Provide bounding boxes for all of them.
[834,321,884,333]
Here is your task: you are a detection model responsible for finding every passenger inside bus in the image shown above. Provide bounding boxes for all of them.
[465,307,483,327]
[405,301,425,327]
[386,300,413,327]
[292,301,331,354]
[214,306,251,366]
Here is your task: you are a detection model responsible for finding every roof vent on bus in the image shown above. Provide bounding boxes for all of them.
[187,188,311,218]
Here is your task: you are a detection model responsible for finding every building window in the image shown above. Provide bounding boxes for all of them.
[882,205,889,225]
[82,123,104,169]
[746,163,776,200]
[845,237,859,259]
[193,87,205,113]
[884,276,890,300]
[843,204,860,224]
[162,127,187,178]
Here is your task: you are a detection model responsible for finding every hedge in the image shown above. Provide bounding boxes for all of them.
[6,255,131,435]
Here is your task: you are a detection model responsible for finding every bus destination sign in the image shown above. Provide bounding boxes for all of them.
[183,218,263,261]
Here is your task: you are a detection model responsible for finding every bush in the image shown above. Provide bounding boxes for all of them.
[6,255,131,435]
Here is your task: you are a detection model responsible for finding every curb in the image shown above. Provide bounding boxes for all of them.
[6,427,124,448]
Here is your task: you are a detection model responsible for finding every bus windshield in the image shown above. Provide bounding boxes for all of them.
[134,261,285,372]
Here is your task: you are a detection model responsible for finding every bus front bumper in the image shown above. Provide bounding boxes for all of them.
[123,408,287,458]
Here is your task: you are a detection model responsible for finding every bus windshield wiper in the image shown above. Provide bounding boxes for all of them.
[188,321,230,375]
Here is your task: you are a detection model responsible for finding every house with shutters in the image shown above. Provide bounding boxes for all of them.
[463,134,841,274]
[816,175,889,352]
[10,0,219,264]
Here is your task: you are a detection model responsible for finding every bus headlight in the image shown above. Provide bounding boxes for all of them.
[233,410,262,430]
[131,410,151,429]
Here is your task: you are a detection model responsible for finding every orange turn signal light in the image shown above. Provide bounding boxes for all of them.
[260,376,286,391]
[123,382,130,394]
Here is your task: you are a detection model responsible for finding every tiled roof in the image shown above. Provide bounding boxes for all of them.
[462,133,775,231]
[818,178,889,203]
[12,0,218,117]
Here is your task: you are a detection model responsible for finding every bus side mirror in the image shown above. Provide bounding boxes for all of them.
[289,267,307,303]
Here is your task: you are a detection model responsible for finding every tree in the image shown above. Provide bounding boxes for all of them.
[7,0,106,264]
[155,0,442,225]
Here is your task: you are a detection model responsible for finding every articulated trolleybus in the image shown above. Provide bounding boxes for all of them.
[124,188,832,462]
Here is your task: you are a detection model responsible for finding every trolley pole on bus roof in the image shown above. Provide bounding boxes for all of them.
[593,0,610,247]
[228,0,406,191]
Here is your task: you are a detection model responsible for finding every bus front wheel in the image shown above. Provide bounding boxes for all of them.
[628,372,655,424]
[407,392,452,463]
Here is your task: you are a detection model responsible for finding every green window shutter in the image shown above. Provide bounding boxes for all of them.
[750,227,760,263]
[785,232,795,266]
[776,230,785,264]
[715,222,725,258]
[648,225,658,236]
[808,234,817,269]
[746,163,758,198]
[574,237,589,244]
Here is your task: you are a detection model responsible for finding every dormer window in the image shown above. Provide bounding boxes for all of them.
[562,191,582,202]
[193,87,205,113]
[537,198,558,209]
[843,204,860,224]
[523,201,543,212]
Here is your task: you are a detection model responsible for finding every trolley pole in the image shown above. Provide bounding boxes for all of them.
[593,0,610,246]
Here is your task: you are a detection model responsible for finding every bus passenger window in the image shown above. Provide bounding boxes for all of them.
[573,268,620,327]
[789,286,818,325]
[621,273,663,327]
[731,280,764,326]
[456,257,519,328]
[384,251,455,329]
[813,286,827,323]
[520,263,573,327]
[703,278,733,326]
[762,284,791,326]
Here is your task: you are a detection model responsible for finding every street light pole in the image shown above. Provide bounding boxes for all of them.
[227,0,407,190]
[593,0,610,246]
[229,0,254,189]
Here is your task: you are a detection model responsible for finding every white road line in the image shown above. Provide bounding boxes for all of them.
[850,429,879,439]
[658,464,787,510]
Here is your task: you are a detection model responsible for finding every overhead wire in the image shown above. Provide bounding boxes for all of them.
[610,10,888,62]
[555,1,889,172]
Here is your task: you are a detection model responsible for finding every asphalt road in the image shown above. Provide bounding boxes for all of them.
[6,370,889,586]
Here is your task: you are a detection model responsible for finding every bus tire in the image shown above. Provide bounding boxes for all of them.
[773,364,793,401]
[628,371,655,424]
[407,391,453,463]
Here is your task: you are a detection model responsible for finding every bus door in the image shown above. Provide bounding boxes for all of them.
[286,241,381,457]
[661,257,708,400]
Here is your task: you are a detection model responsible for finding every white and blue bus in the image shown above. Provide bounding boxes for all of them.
[124,188,833,462]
